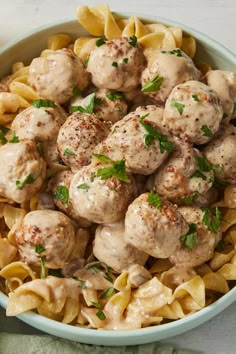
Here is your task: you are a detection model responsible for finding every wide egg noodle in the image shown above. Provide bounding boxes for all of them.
[0,261,36,292]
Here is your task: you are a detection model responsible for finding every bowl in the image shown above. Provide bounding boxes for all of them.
[0,13,236,346]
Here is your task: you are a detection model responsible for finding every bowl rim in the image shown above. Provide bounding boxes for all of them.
[0,13,235,345]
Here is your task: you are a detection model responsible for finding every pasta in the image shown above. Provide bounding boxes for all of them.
[0,3,235,333]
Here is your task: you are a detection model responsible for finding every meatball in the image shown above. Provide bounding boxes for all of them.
[150,139,214,204]
[0,139,46,203]
[93,221,148,273]
[124,192,189,258]
[71,89,128,123]
[141,49,200,105]
[95,105,171,175]
[29,48,89,104]
[203,124,236,184]
[48,170,91,227]
[87,37,146,92]
[206,70,236,119]
[15,210,75,269]
[11,104,67,142]
[57,112,109,172]
[169,206,221,268]
[163,80,223,144]
[70,161,137,224]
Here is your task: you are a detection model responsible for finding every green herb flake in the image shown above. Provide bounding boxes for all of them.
[72,83,81,98]
[213,177,229,187]
[0,125,9,145]
[180,223,198,251]
[93,154,112,163]
[97,159,130,183]
[16,173,37,190]
[179,191,200,205]
[90,172,95,182]
[53,185,69,204]
[123,57,129,64]
[139,114,174,152]
[192,94,200,101]
[77,183,90,190]
[35,244,46,279]
[32,99,55,108]
[9,131,19,143]
[48,268,64,278]
[201,207,221,234]
[232,102,236,115]
[76,279,86,289]
[201,125,213,137]
[222,113,228,120]
[106,92,126,101]
[82,54,90,66]
[44,109,51,115]
[147,190,162,210]
[166,49,183,57]
[100,287,114,299]
[87,262,113,283]
[63,148,75,156]
[91,301,101,309]
[191,170,207,180]
[112,61,118,67]
[128,35,137,47]
[70,92,96,114]
[94,97,103,105]
[171,99,185,115]
[35,244,45,254]
[96,309,106,320]
[141,75,163,93]
[36,141,43,157]
[96,36,106,47]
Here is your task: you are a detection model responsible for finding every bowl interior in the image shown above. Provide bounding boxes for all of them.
[0,13,236,346]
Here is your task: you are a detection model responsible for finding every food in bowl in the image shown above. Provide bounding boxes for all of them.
[0,4,236,333]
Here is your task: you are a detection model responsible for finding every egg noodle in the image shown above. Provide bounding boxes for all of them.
[0,4,235,330]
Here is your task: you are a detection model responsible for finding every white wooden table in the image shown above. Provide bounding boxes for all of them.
[0,1,236,353]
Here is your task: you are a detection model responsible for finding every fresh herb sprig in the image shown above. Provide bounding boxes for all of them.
[53,185,69,204]
[141,75,163,93]
[147,190,162,210]
[180,223,198,251]
[16,173,37,190]
[201,207,221,234]
[35,244,46,279]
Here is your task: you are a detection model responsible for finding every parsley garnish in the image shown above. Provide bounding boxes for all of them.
[70,92,96,114]
[141,75,163,93]
[106,92,126,101]
[147,190,162,210]
[36,141,43,157]
[32,99,55,108]
[93,154,112,163]
[112,61,118,67]
[94,97,103,105]
[180,223,198,251]
[162,49,183,57]
[77,183,90,190]
[63,148,75,156]
[201,125,213,137]
[222,113,228,120]
[16,173,37,190]
[72,83,81,98]
[90,172,95,182]
[35,244,46,279]
[86,262,113,283]
[96,37,106,47]
[53,185,69,204]
[191,170,207,180]
[9,131,19,143]
[192,94,199,101]
[171,99,185,115]
[179,191,200,205]
[201,207,221,234]
[100,287,114,299]
[139,114,174,152]
[123,58,129,64]
[0,125,9,144]
[128,35,137,47]
[74,278,86,289]
[48,268,64,278]
[97,159,130,183]
[191,156,215,181]
[96,309,106,320]
[82,54,90,66]
[232,102,236,115]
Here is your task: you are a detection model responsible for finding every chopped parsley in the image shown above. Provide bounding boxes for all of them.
[222,113,228,120]
[35,244,46,279]
[36,141,43,157]
[201,125,213,137]
[141,75,163,93]
[48,268,64,278]
[192,94,200,101]
[123,58,129,64]
[77,183,90,190]
[16,173,37,190]
[97,159,130,183]
[90,172,95,182]
[139,114,174,152]
[74,278,86,289]
[112,61,118,67]
[32,99,55,108]
[72,83,81,98]
[86,262,113,283]
[180,223,198,251]
[191,156,215,181]
[53,185,69,204]
[232,102,236,115]
[94,97,103,105]
[106,92,126,101]
[162,49,183,57]
[171,99,185,115]
[82,54,90,66]
[96,309,106,320]
[201,207,221,234]
[100,287,114,299]
[0,125,9,145]
[93,154,112,163]
[128,35,137,47]
[179,191,200,205]
[63,148,75,156]
[191,170,207,180]
[96,37,106,47]
[70,92,96,114]
[9,131,19,143]
[147,190,162,210]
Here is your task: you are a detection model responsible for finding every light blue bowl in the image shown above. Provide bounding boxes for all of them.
[0,14,236,346]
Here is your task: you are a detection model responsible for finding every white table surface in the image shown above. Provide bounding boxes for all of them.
[0,0,236,353]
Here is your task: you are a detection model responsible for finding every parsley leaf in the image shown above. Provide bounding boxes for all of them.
[63,148,75,156]
[35,244,45,254]
[90,172,95,182]
[72,83,81,98]
[147,190,162,210]
[86,262,113,283]
[123,58,129,63]
[36,141,43,157]
[48,268,64,278]
[191,170,207,180]
[171,99,185,115]
[180,223,198,251]
[100,287,114,299]
[162,49,183,57]
[112,61,118,67]
[128,35,137,47]
[141,75,163,93]
[97,159,130,183]
[53,185,69,204]
[201,207,221,234]
[32,99,55,108]
[201,125,213,137]
[106,92,126,101]
[179,191,200,205]
[77,183,90,190]
[70,92,96,114]
[16,173,37,190]
[96,309,106,320]
[9,131,19,143]
[139,114,174,152]
[82,54,90,66]
[0,125,9,145]
[93,154,112,163]
[197,156,214,172]
[96,37,106,47]
[35,244,46,279]
[192,94,200,101]
[232,102,236,115]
